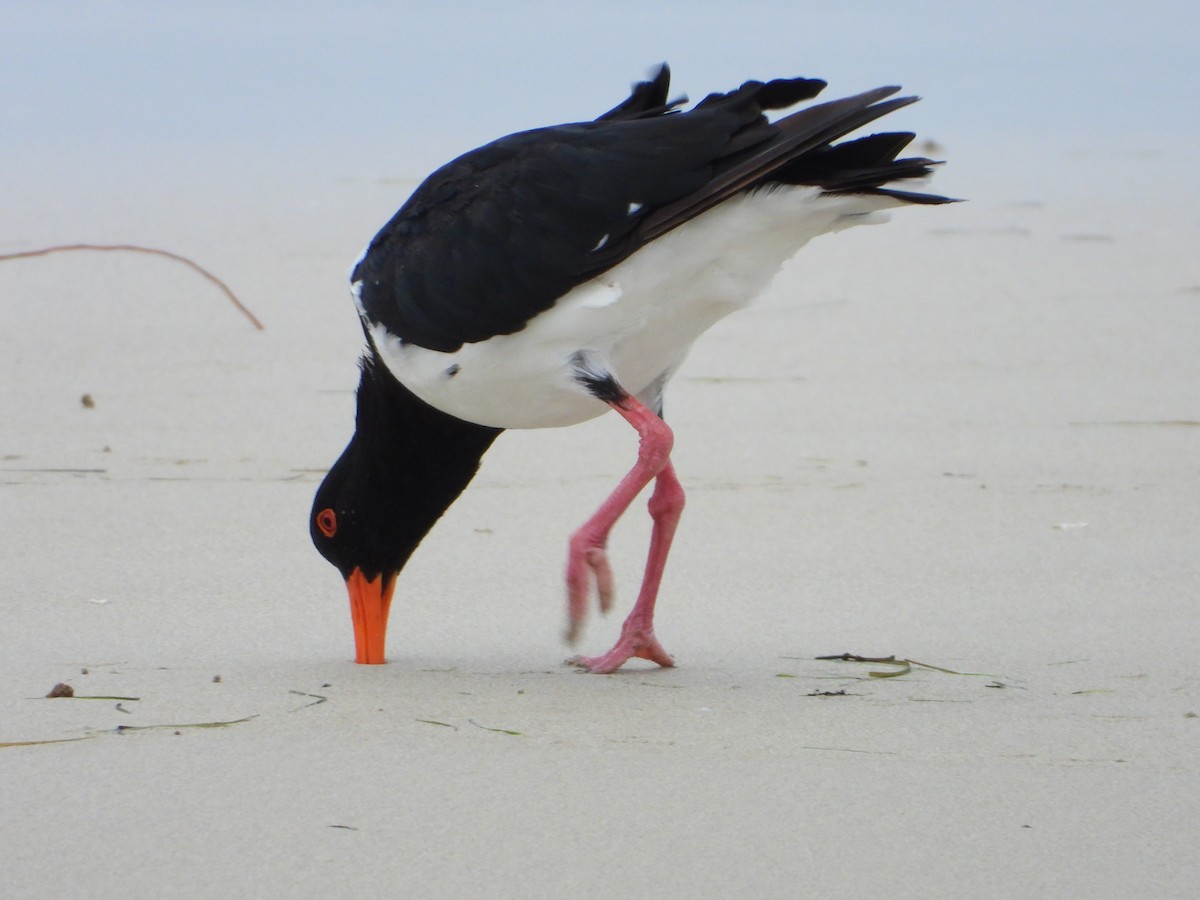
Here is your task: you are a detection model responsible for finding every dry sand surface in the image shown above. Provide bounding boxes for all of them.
[3,138,1199,898]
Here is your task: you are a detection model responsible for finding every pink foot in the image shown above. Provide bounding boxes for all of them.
[571,625,676,674]
[565,540,615,644]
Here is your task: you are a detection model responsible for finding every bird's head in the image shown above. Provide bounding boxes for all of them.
[310,445,411,665]
[311,355,501,664]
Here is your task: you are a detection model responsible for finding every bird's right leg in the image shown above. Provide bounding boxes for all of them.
[562,380,680,671]
[563,390,673,639]
[570,456,682,673]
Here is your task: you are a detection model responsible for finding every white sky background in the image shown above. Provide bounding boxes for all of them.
[3,1,1199,202]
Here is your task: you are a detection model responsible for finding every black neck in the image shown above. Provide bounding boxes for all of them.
[334,353,503,577]
[356,352,502,461]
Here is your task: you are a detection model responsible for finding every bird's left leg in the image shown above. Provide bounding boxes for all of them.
[572,456,684,673]
[564,385,684,672]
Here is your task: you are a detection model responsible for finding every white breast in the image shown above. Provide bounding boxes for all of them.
[360,186,901,430]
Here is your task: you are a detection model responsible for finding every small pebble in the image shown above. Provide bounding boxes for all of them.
[46,683,75,698]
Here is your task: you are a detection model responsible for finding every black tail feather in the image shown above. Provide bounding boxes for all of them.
[774,130,950,200]
[641,86,946,239]
[602,72,953,210]
[597,64,683,121]
[640,84,955,239]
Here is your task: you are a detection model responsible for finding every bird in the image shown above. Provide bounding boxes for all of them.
[310,64,952,672]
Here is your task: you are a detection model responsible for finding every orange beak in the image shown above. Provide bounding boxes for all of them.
[346,568,396,664]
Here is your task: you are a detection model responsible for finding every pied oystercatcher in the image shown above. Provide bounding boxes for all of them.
[311,65,952,672]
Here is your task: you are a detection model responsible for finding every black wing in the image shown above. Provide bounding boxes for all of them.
[352,66,949,352]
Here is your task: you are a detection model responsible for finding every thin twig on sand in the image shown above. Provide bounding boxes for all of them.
[0,243,264,330]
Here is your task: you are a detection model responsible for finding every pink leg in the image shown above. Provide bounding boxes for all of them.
[565,395,685,673]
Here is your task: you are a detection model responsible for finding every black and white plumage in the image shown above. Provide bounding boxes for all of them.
[311,64,952,671]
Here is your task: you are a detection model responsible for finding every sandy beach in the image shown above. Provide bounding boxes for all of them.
[4,6,1199,898]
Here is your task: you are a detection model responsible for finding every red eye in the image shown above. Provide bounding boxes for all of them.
[316,508,338,538]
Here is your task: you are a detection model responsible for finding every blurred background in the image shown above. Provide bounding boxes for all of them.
[4,0,1198,204]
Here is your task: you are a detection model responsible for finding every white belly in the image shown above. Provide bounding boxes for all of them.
[361,187,899,429]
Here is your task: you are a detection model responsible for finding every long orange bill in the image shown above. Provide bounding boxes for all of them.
[346,568,396,664]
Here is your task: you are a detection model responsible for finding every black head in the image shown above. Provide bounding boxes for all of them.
[310,437,418,583]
